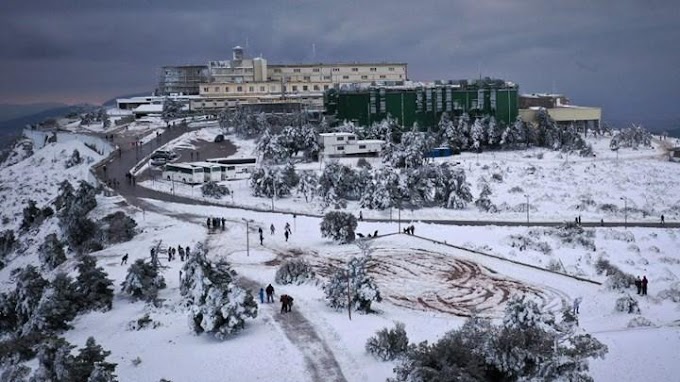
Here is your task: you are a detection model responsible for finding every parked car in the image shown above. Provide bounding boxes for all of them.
[150,157,168,166]
[214,134,225,143]
[151,150,177,160]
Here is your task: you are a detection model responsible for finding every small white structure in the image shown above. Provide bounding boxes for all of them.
[132,104,163,119]
[318,132,384,156]
[162,163,204,184]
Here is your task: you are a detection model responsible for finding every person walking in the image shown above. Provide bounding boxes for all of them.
[285,222,291,235]
[259,288,265,304]
[359,211,363,221]
[284,230,289,242]
[259,231,264,246]
[121,253,128,265]
[641,276,648,296]
[635,276,642,295]
[270,224,275,235]
[280,295,288,313]
[265,284,275,303]
[661,214,665,225]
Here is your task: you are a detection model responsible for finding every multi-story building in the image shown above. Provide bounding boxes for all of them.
[190,46,408,110]
[324,78,519,128]
[158,65,209,95]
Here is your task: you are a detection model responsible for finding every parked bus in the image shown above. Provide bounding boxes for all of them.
[206,157,257,180]
[162,163,204,184]
[192,162,223,182]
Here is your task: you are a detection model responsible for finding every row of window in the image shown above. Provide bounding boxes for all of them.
[274,66,401,73]
[203,84,331,94]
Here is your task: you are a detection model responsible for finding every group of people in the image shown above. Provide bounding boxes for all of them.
[261,222,293,244]
[142,245,191,265]
[207,217,226,230]
[124,172,136,186]
[402,225,416,235]
[258,284,294,314]
[635,276,649,295]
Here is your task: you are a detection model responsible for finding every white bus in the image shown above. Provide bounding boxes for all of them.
[162,163,204,184]
[206,157,257,180]
[192,162,223,182]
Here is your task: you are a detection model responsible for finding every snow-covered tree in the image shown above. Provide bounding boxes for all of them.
[161,98,184,123]
[249,166,291,198]
[99,211,137,244]
[38,234,66,271]
[318,161,359,201]
[470,118,485,151]
[21,199,42,231]
[70,337,117,382]
[323,256,381,313]
[65,149,83,169]
[366,322,409,361]
[201,181,230,199]
[1,266,48,334]
[474,182,497,213]
[75,255,114,312]
[610,124,652,150]
[25,273,80,335]
[320,211,357,243]
[275,259,316,285]
[181,245,257,340]
[360,166,403,210]
[296,170,318,202]
[120,259,166,302]
[31,337,76,382]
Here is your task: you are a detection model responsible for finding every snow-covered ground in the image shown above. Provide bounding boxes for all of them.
[1,128,679,381]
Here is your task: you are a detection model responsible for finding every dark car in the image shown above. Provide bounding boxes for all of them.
[214,134,225,143]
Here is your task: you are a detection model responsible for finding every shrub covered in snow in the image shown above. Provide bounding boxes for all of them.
[615,295,640,314]
[56,181,100,252]
[275,259,315,285]
[127,314,161,331]
[75,255,114,312]
[320,211,357,244]
[596,258,636,290]
[366,322,409,361]
[201,181,230,199]
[627,316,653,328]
[180,245,257,340]
[391,295,608,382]
[323,256,381,313]
[657,282,680,303]
[99,211,137,244]
[64,149,83,169]
[29,336,117,382]
[120,259,166,302]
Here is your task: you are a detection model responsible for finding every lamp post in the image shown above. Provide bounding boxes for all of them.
[242,218,254,256]
[524,194,530,224]
[620,197,627,228]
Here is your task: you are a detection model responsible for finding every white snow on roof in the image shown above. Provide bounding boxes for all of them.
[133,104,164,113]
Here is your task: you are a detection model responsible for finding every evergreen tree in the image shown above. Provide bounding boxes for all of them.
[25,273,79,335]
[275,259,316,285]
[30,337,76,382]
[470,118,485,151]
[181,245,257,340]
[10,266,49,333]
[360,166,402,210]
[320,211,357,243]
[38,233,66,271]
[71,337,117,382]
[474,182,497,213]
[323,256,381,313]
[296,170,318,202]
[76,255,114,312]
[99,211,137,244]
[120,259,166,302]
[21,199,42,231]
[54,181,75,212]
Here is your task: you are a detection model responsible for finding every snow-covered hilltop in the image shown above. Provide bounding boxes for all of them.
[1,115,679,381]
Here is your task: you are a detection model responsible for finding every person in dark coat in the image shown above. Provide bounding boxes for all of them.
[265,284,275,303]
[121,253,128,265]
[635,276,642,295]
[186,246,190,257]
[641,276,648,295]
[270,224,275,235]
[259,232,264,245]
[259,288,265,304]
[284,230,289,242]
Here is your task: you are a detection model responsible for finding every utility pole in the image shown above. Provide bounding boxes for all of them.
[347,269,352,321]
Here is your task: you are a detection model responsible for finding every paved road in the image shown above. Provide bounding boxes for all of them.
[92,125,679,229]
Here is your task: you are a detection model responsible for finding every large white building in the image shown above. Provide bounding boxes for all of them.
[189,46,407,111]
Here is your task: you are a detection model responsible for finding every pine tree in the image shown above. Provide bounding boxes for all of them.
[38,234,66,271]
[76,255,114,312]
[120,259,166,302]
[323,256,381,313]
[470,118,484,152]
[71,337,117,382]
[9,266,48,333]
[474,182,497,213]
[30,337,76,382]
[181,245,257,340]
[25,273,80,335]
[296,171,318,202]
[320,211,357,243]
[20,199,42,231]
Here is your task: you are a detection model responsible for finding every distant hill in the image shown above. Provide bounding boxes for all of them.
[0,102,67,123]
[0,104,94,149]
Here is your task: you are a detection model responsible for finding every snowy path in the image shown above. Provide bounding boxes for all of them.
[236,277,348,382]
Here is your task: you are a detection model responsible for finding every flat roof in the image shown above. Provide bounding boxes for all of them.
[133,104,163,113]
[357,139,385,144]
[319,132,355,137]
[269,62,407,68]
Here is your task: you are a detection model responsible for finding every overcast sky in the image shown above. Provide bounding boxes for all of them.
[1,0,678,125]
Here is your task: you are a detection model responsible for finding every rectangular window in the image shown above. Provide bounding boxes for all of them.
[359,145,366,149]
[323,75,332,80]
[337,136,345,141]
[379,75,386,79]
[313,85,320,91]
[370,67,377,72]
[293,68,301,73]
[348,136,356,141]
[203,87,209,92]
[214,87,219,92]
[292,85,298,91]
[249,86,254,92]
[303,85,308,91]
[324,85,329,90]
[389,67,395,71]
[361,75,368,80]
[274,68,281,73]
[260,86,265,92]
[342,75,349,79]
[225,87,230,93]
[332,68,340,72]
[237,86,243,92]
[303,76,310,81]
[337,146,344,150]
[313,68,320,72]
[352,68,359,72]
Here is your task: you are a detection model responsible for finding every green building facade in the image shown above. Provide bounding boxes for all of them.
[324,79,518,129]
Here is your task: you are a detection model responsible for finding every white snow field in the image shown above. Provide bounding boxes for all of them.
[1,127,679,382]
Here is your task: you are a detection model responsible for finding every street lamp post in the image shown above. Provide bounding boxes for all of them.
[620,197,627,228]
[242,218,253,256]
[524,194,530,224]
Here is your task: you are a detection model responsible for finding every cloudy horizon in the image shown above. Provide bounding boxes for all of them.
[1,0,678,126]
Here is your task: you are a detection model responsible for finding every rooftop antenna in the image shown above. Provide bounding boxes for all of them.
[478,62,482,80]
